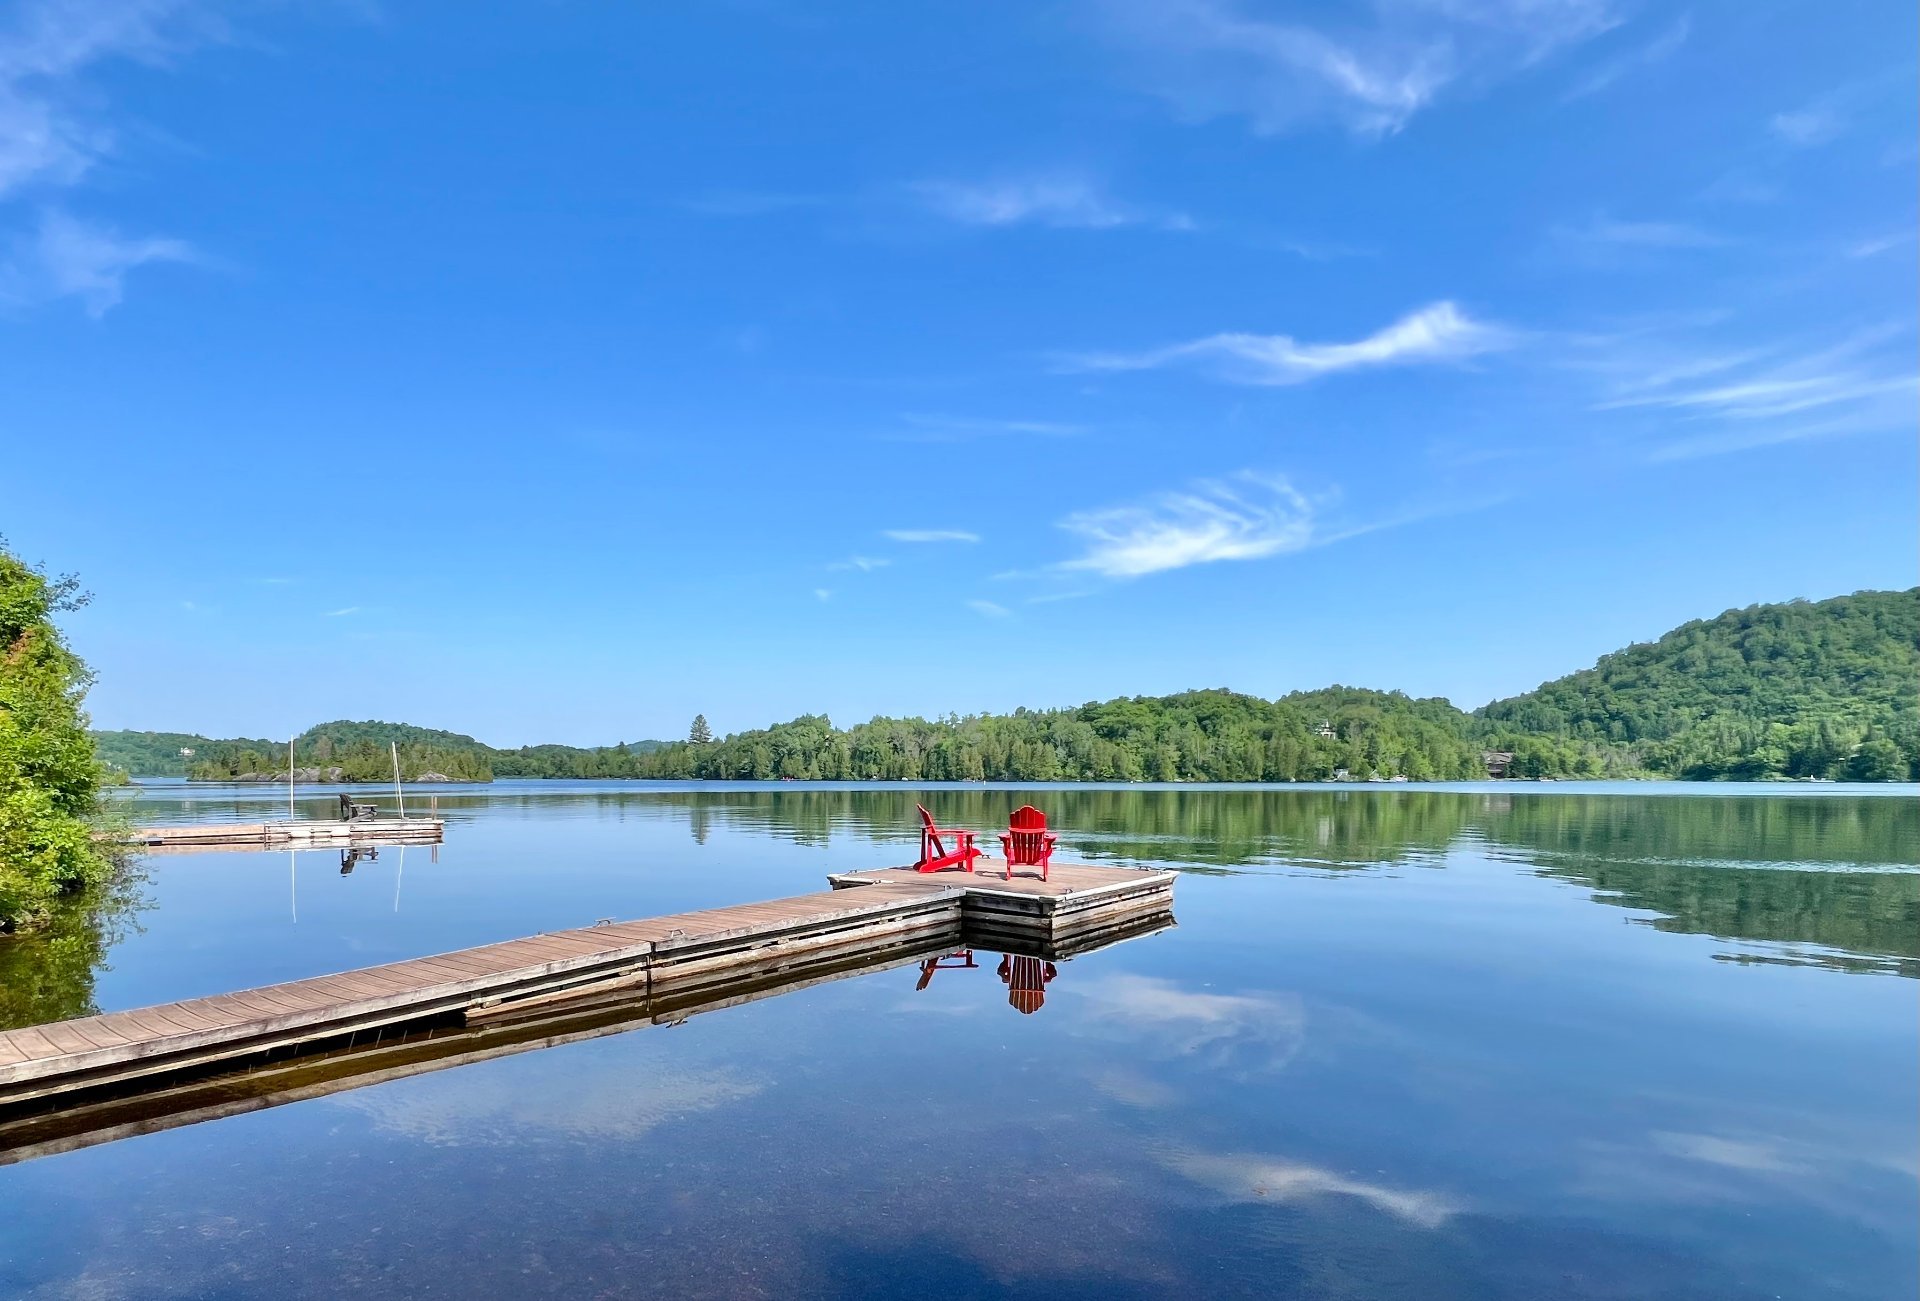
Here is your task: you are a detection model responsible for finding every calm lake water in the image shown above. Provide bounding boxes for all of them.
[2,782,1916,1299]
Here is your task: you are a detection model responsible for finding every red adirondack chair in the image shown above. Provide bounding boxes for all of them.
[999,804,1058,881]
[914,803,981,873]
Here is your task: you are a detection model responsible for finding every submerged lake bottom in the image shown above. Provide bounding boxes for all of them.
[1,781,1914,1299]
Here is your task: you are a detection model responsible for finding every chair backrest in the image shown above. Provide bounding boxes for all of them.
[1008,804,1047,831]
[1004,805,1050,866]
[916,803,946,856]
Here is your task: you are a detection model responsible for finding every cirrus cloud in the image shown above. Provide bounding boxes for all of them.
[1056,472,1315,579]
[883,529,981,544]
[909,175,1192,232]
[1089,0,1622,137]
[2,208,191,314]
[1067,301,1510,387]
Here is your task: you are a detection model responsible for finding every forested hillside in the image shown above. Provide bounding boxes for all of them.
[1478,589,1918,780]
[95,720,663,781]
[94,589,1920,784]
[92,730,275,778]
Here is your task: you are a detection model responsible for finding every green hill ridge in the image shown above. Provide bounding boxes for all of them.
[1479,587,1917,780]
[95,588,1919,784]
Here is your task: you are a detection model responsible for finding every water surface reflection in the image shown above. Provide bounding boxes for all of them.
[0,783,1906,1298]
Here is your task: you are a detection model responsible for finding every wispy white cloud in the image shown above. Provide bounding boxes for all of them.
[1056,472,1315,579]
[1582,323,1918,460]
[324,606,360,617]
[338,1063,762,1145]
[1,208,190,313]
[1650,1131,1800,1174]
[0,0,222,199]
[1846,232,1913,259]
[1770,99,1845,147]
[827,555,890,573]
[1074,973,1309,1072]
[1090,0,1620,137]
[883,413,1088,443]
[1067,301,1510,387]
[1606,372,1916,422]
[1561,14,1688,102]
[689,175,1196,236]
[1167,1150,1463,1229]
[909,175,1190,232]
[813,587,832,602]
[0,1,220,311]
[1600,326,1915,423]
[1553,213,1726,251]
[883,529,981,544]
[966,599,1010,618]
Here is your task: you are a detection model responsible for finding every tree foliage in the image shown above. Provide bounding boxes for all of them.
[183,720,498,782]
[1478,588,1919,781]
[624,687,1493,782]
[0,544,113,929]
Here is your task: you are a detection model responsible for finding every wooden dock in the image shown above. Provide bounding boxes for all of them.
[0,859,1174,1138]
[126,818,445,849]
[0,905,1176,1166]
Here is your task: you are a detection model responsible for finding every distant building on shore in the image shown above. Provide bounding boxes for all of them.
[1482,750,1515,779]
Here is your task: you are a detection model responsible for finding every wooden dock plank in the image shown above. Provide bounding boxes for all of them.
[31,1024,98,1056]
[59,1020,130,1052]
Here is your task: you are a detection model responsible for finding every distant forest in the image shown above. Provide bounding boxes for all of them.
[95,588,1919,784]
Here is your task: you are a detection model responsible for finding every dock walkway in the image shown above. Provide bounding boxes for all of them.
[127,819,445,849]
[0,860,1174,1116]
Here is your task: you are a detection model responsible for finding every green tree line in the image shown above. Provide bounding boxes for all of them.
[96,588,1919,786]
[186,737,494,783]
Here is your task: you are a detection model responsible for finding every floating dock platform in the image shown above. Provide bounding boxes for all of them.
[828,859,1177,949]
[0,859,1174,1156]
[126,818,445,849]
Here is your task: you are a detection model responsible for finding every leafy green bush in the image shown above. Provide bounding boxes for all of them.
[0,544,112,929]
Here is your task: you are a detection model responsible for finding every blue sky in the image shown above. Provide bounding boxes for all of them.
[3,0,1914,745]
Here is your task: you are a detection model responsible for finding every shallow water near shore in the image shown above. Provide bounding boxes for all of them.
[1,782,1915,1299]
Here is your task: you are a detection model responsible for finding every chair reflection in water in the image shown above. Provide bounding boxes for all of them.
[997,953,1057,1014]
[915,950,977,991]
[912,949,1057,1013]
